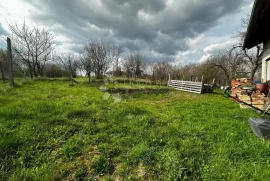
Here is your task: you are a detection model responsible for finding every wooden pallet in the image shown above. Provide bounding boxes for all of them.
[168,80,203,94]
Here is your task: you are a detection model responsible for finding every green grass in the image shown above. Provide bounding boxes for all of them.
[0,78,270,180]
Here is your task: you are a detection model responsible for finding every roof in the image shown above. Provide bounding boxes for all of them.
[243,0,270,49]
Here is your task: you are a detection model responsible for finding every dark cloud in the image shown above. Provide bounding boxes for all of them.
[23,0,246,61]
[67,44,84,54]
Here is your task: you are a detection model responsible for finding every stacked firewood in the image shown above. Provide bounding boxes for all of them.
[231,78,253,97]
[238,94,252,109]
[251,91,268,109]
[231,78,270,109]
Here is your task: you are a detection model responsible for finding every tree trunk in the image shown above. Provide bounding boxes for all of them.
[152,70,155,84]
[70,75,73,85]
[250,65,260,81]
[96,69,101,78]
[250,70,256,81]
[28,63,34,79]
[88,72,91,83]
[40,70,44,77]
[37,64,44,77]
[33,67,37,77]
[30,72,33,79]
[0,65,5,82]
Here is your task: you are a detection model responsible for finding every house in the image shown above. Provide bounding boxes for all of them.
[243,0,270,82]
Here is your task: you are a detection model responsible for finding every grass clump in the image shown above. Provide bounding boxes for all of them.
[75,166,87,181]
[62,141,81,161]
[91,155,114,175]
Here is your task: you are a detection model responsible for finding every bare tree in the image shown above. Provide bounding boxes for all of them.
[123,57,133,80]
[44,63,65,78]
[123,52,144,79]
[83,40,123,78]
[79,52,93,83]
[242,45,263,81]
[110,44,123,77]
[145,62,157,83]
[208,47,245,83]
[134,53,145,78]
[8,21,55,79]
[84,40,110,78]
[57,53,78,84]
[154,62,172,83]
[235,16,264,80]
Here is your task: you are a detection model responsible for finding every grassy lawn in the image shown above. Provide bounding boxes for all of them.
[1,78,270,180]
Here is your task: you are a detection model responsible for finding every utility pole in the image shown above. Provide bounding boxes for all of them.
[7,37,14,86]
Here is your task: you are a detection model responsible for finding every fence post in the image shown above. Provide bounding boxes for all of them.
[212,78,215,84]
[7,37,14,87]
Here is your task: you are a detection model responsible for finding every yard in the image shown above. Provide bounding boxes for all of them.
[1,78,270,180]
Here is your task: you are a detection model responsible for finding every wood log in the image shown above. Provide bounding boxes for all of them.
[252,100,264,105]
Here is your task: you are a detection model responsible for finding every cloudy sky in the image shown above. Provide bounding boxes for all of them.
[0,0,254,65]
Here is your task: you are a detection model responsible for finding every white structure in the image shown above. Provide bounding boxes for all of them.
[243,0,270,82]
[262,40,270,81]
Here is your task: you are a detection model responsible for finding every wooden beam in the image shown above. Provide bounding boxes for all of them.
[7,37,14,87]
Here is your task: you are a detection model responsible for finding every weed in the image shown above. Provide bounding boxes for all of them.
[75,166,87,181]
[91,155,114,175]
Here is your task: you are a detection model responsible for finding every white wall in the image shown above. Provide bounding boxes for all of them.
[262,39,270,82]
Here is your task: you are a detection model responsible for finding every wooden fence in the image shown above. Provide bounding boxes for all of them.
[168,80,203,94]
[167,75,215,94]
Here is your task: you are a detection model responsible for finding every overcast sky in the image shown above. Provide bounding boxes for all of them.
[0,0,254,65]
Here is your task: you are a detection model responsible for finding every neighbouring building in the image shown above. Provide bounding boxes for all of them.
[243,0,270,82]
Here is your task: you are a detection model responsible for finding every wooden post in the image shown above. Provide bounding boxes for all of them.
[7,37,14,87]
[212,78,216,84]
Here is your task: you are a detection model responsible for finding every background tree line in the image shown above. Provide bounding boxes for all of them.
[0,17,263,85]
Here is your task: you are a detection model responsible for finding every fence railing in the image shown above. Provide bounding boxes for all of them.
[168,80,203,94]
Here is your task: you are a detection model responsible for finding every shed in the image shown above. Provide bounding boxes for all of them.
[243,0,270,82]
